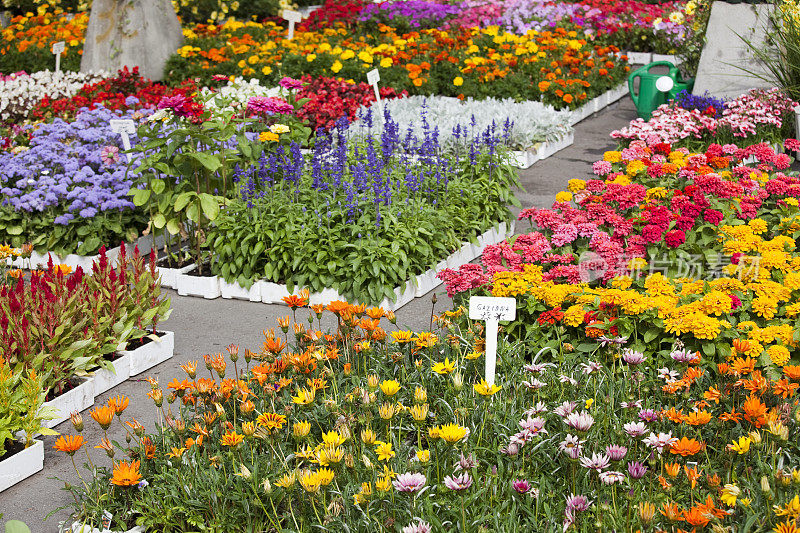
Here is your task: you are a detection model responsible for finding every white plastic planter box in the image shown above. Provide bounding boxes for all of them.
[42,377,95,429]
[626,51,652,64]
[220,279,262,302]
[71,523,145,533]
[155,263,193,290]
[651,54,677,65]
[92,353,132,396]
[176,265,221,299]
[128,331,175,376]
[260,281,292,304]
[11,234,163,271]
[0,439,44,492]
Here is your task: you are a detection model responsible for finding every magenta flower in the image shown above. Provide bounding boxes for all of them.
[247,96,294,116]
[605,445,628,461]
[393,472,427,493]
[627,461,648,479]
[444,473,472,491]
[565,494,591,512]
[512,479,531,494]
[279,76,303,90]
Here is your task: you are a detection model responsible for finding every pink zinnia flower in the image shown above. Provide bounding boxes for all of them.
[664,229,686,248]
[100,145,120,166]
[279,76,303,90]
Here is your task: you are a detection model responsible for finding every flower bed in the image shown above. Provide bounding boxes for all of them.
[612,88,798,150]
[0,106,150,256]
[0,69,108,123]
[0,9,87,74]
[166,20,628,109]
[56,296,800,531]
[0,245,170,399]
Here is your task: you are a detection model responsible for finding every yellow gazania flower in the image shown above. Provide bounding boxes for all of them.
[374,440,395,461]
[220,431,244,447]
[376,475,392,492]
[298,469,321,493]
[390,330,413,344]
[432,357,455,374]
[361,428,377,444]
[293,421,311,439]
[774,495,800,519]
[317,445,344,466]
[437,423,468,444]
[728,436,751,455]
[410,403,428,422]
[292,387,316,405]
[321,430,347,446]
[474,379,501,396]
[380,379,400,396]
[721,484,740,507]
[465,351,482,360]
[379,402,396,420]
[416,449,430,463]
[317,468,335,486]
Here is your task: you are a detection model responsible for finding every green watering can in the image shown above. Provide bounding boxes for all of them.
[628,61,695,120]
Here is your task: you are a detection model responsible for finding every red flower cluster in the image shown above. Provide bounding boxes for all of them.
[300,0,367,31]
[31,67,199,121]
[296,75,407,131]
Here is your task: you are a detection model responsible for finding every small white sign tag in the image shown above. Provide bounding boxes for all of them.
[469,296,516,387]
[109,119,135,159]
[283,9,302,40]
[51,41,65,72]
[366,69,381,107]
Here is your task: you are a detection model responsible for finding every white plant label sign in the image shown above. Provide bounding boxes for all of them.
[469,296,516,386]
[366,68,381,107]
[109,119,136,161]
[283,10,302,40]
[51,41,65,72]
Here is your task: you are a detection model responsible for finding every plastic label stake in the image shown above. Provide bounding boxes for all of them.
[51,41,65,72]
[283,10,302,40]
[366,68,381,108]
[109,119,136,163]
[468,296,516,386]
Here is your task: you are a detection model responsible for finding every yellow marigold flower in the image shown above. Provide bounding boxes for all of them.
[453,76,464,86]
[261,66,272,76]
[331,60,343,73]
[306,53,317,62]
[358,50,373,63]
[380,379,400,396]
[748,218,768,234]
[603,150,622,163]
[474,379,501,396]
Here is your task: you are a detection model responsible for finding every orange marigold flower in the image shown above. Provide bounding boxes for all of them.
[669,437,703,456]
[111,459,142,487]
[53,435,84,455]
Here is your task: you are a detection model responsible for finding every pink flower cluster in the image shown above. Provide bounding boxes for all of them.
[438,139,800,297]
[612,89,798,145]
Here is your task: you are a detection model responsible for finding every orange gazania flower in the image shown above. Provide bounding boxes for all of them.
[684,410,712,426]
[703,386,721,404]
[669,437,703,456]
[684,465,700,489]
[326,300,351,315]
[53,435,84,455]
[90,405,114,430]
[682,505,711,527]
[663,407,685,423]
[111,459,142,487]
[221,431,244,447]
[784,365,800,381]
[660,502,683,521]
[719,408,743,423]
[742,395,768,427]
[262,334,287,355]
[256,412,287,430]
[108,394,129,416]
[731,357,756,376]
[366,307,385,320]
[736,370,768,395]
[665,462,681,478]
[282,290,309,308]
[774,378,799,398]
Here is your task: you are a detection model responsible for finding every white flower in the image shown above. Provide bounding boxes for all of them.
[643,432,678,454]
